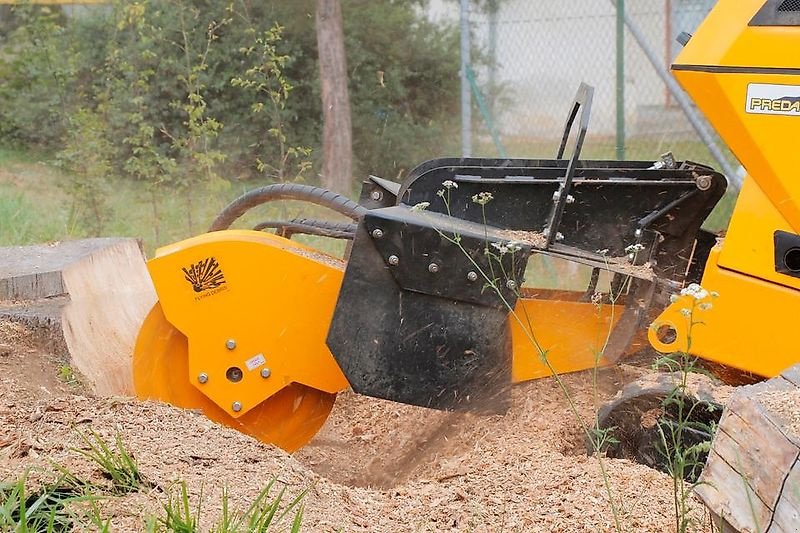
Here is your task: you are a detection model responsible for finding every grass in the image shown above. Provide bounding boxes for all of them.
[0,136,737,257]
[0,471,88,532]
[2,429,308,530]
[0,145,348,257]
[153,479,306,533]
[72,429,146,495]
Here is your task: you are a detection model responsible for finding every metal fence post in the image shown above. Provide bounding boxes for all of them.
[616,0,626,160]
[460,0,472,157]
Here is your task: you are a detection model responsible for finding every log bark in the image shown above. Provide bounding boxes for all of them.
[696,365,800,533]
[316,0,353,194]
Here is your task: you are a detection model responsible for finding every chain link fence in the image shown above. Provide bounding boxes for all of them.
[431,0,740,193]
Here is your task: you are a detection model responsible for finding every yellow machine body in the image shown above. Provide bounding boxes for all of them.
[651,0,800,378]
[511,297,621,381]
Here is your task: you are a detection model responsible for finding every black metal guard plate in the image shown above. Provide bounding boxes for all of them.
[327,207,531,412]
[397,158,725,282]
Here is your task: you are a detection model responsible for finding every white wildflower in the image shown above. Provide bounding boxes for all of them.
[698,302,713,311]
[624,243,646,254]
[591,292,603,305]
[472,192,494,205]
[669,294,679,304]
[411,201,430,212]
[710,290,720,298]
[436,189,445,198]
[491,242,509,254]
[679,308,691,317]
[680,283,709,301]
[442,180,458,190]
[507,241,522,253]
[596,248,609,256]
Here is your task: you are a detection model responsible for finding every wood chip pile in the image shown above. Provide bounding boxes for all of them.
[1,319,708,531]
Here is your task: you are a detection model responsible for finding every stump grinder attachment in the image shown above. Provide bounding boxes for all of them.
[133,83,728,451]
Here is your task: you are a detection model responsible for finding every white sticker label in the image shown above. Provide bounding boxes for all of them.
[245,353,266,371]
[746,83,800,116]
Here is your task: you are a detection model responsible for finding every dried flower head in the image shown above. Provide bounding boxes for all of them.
[442,180,458,190]
[472,192,494,205]
[411,201,430,212]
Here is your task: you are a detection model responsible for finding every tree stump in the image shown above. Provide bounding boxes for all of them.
[0,238,156,395]
[696,364,800,532]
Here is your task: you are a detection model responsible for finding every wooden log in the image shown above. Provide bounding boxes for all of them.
[0,239,156,395]
[695,365,800,533]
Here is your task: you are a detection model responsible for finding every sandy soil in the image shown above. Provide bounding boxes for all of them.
[0,319,713,532]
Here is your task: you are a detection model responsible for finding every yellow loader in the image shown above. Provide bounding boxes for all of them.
[130,0,800,475]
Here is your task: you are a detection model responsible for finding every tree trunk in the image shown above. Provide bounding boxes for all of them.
[316,0,353,194]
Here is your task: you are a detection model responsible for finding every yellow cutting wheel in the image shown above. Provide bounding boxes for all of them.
[132,230,350,453]
[133,303,337,452]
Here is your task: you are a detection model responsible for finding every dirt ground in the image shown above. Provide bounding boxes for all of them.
[0,319,712,532]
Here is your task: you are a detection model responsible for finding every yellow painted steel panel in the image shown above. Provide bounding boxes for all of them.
[145,230,349,419]
[511,298,622,382]
[650,248,800,378]
[717,176,800,291]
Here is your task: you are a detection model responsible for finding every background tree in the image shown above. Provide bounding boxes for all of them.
[316,0,352,194]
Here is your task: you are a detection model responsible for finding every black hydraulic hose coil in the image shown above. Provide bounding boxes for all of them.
[209,183,367,232]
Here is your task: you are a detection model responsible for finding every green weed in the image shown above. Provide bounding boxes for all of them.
[154,479,306,533]
[0,471,86,533]
[73,429,146,495]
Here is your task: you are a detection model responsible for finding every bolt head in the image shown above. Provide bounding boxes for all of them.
[467,271,478,282]
[388,254,399,266]
[428,263,440,273]
[370,190,383,201]
[225,339,236,350]
[371,228,384,239]
[232,401,242,412]
[198,372,208,384]
[696,175,712,191]
[260,367,271,379]
[506,279,517,290]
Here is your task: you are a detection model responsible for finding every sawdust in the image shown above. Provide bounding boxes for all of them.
[496,229,547,249]
[757,389,800,437]
[287,247,345,270]
[0,318,712,532]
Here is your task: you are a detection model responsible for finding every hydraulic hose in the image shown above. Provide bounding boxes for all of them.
[209,183,367,232]
[253,218,357,239]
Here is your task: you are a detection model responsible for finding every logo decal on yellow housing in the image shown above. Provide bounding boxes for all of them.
[746,83,800,116]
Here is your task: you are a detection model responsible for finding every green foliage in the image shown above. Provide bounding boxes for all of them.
[56,107,115,236]
[154,479,306,533]
[0,0,461,199]
[158,481,200,533]
[73,429,146,495]
[0,471,86,533]
[0,185,68,246]
[651,287,721,533]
